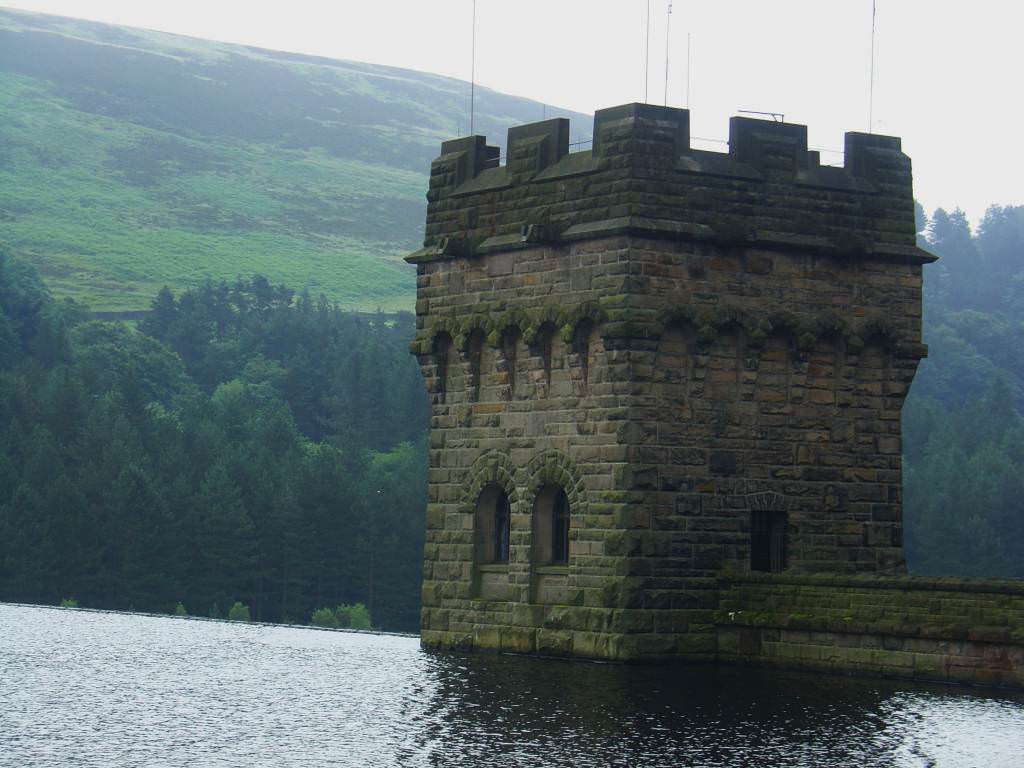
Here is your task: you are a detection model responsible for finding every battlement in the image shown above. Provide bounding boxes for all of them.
[408,103,932,266]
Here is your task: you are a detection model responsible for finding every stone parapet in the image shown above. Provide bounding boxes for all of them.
[408,104,933,268]
[718,574,1024,687]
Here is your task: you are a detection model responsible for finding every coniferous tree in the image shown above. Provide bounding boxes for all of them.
[0,259,436,629]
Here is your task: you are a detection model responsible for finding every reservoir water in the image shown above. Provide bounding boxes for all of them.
[2,603,1023,767]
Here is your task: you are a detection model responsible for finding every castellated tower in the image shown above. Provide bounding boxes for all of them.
[406,103,933,661]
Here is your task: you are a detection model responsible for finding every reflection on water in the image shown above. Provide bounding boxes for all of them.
[1,604,1022,767]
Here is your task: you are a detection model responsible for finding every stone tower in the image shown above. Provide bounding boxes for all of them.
[406,103,933,661]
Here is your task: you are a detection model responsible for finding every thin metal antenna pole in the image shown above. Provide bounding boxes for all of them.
[868,0,876,133]
[664,1,672,106]
[644,0,650,103]
[470,0,476,135]
[686,32,691,107]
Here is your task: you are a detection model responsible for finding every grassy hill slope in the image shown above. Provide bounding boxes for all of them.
[0,9,586,311]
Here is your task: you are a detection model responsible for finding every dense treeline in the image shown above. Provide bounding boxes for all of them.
[0,258,429,630]
[903,204,1024,577]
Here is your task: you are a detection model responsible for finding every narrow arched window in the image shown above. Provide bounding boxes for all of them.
[475,484,510,564]
[572,319,595,392]
[501,326,519,399]
[551,489,570,564]
[536,322,556,389]
[533,484,570,565]
[494,492,510,563]
[466,329,484,402]
[433,332,452,403]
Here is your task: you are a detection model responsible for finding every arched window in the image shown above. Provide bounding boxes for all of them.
[533,484,570,565]
[501,326,520,399]
[708,325,743,404]
[475,484,510,564]
[495,494,510,563]
[654,322,696,413]
[535,322,556,390]
[433,331,453,403]
[466,329,485,402]
[552,490,570,563]
[572,319,600,393]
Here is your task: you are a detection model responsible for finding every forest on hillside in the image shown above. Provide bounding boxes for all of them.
[0,259,429,630]
[0,203,1021,631]
[903,203,1024,577]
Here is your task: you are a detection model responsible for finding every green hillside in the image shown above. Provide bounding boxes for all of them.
[0,9,586,311]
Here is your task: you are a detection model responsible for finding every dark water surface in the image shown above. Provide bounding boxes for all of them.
[2,604,1022,767]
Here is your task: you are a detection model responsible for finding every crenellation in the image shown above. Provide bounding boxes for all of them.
[413,105,926,269]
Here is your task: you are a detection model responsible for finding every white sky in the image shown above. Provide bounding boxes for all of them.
[2,0,1022,226]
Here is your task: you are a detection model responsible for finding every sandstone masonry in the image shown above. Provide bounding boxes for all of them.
[406,104,1023,686]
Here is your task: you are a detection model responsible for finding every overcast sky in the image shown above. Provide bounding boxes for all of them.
[2,0,1021,225]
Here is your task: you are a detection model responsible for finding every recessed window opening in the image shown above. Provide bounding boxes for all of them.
[494,493,510,563]
[552,489,570,563]
[533,484,570,565]
[751,510,787,573]
[654,324,696,402]
[466,329,484,402]
[708,327,742,405]
[732,327,747,383]
[764,333,794,398]
[537,323,556,389]
[475,484,510,564]
[574,320,594,389]
[433,332,452,403]
[502,327,519,398]
[833,336,846,396]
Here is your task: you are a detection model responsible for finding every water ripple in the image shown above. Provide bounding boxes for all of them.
[2,604,1023,767]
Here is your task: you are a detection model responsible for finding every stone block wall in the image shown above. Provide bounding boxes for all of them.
[415,235,638,655]
[621,234,924,610]
[409,103,955,665]
[718,574,1024,688]
[414,233,926,658]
